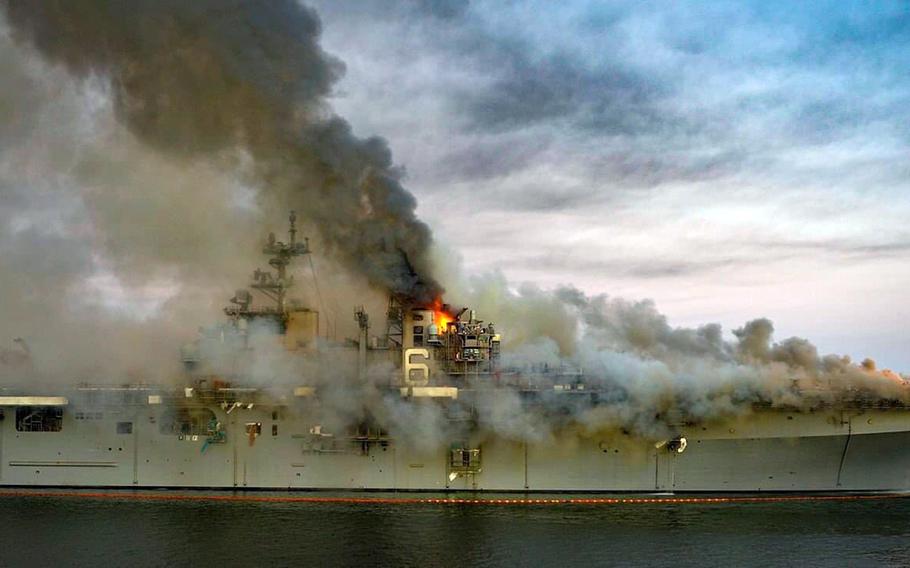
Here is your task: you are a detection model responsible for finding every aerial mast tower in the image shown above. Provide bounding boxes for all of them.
[225,212,310,323]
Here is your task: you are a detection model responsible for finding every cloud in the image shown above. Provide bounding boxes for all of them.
[5,0,909,373]
[314,0,910,190]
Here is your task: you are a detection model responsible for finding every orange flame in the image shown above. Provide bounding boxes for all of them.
[431,298,454,333]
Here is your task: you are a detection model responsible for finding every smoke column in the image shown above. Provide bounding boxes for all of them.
[1,2,905,441]
[1,0,440,302]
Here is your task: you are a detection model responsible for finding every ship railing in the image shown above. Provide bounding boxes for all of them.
[751,399,910,411]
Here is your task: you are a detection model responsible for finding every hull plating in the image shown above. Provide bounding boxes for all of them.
[2,406,909,492]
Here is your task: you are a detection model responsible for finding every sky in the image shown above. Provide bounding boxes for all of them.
[303,0,910,370]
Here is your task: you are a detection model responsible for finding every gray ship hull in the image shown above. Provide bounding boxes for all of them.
[2,403,909,492]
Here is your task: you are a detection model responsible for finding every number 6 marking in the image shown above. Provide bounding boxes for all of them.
[404,348,430,386]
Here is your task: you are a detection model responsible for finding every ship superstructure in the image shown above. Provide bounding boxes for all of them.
[2,215,910,492]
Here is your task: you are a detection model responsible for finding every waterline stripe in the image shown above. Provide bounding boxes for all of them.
[0,490,907,506]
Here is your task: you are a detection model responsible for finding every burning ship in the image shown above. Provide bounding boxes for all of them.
[1,214,909,493]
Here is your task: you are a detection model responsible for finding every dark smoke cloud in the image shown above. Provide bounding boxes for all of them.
[1,0,440,302]
[2,1,906,444]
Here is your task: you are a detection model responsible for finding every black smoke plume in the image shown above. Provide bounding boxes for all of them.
[1,0,440,302]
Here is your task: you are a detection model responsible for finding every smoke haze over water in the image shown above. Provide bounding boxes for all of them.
[0,2,906,438]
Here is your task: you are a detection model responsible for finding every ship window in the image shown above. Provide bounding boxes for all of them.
[117,421,133,434]
[159,408,216,436]
[272,424,278,436]
[413,335,424,346]
[413,314,425,322]
[15,406,63,432]
[413,326,424,335]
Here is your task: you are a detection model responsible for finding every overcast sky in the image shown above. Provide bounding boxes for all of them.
[306,0,910,370]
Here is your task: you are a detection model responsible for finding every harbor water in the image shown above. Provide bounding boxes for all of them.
[1,491,909,567]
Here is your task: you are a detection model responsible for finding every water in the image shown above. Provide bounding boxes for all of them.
[1,491,909,567]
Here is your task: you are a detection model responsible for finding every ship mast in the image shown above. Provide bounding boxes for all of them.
[225,212,310,321]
